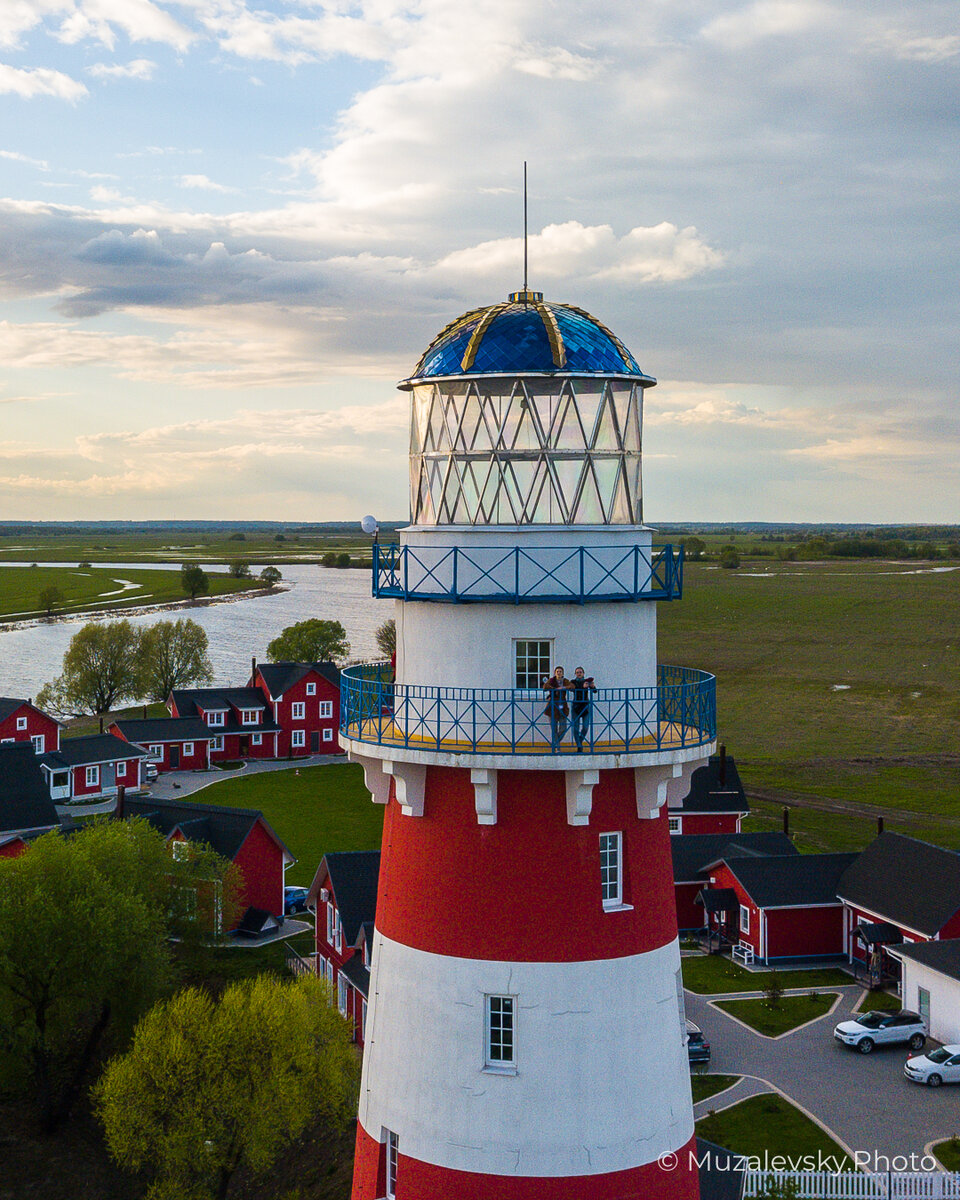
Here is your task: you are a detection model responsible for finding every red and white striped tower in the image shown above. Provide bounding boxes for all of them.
[341,289,716,1200]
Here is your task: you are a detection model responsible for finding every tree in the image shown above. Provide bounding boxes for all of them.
[259,565,282,588]
[96,975,358,1200]
[336,552,352,568]
[681,537,706,561]
[181,564,209,600]
[267,619,350,663]
[38,585,64,616]
[763,972,783,1010]
[320,552,338,568]
[36,619,140,716]
[0,822,173,1131]
[228,558,251,579]
[78,560,92,569]
[719,544,741,569]
[375,618,396,658]
[137,619,214,702]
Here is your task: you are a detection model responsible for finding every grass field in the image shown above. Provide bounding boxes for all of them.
[934,1138,960,1172]
[195,763,384,886]
[695,1093,852,1170]
[715,993,837,1036]
[690,1074,740,1103]
[0,563,256,622]
[658,559,960,842]
[681,955,851,995]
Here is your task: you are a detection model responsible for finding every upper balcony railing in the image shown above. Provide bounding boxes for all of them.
[372,542,683,605]
[340,662,715,758]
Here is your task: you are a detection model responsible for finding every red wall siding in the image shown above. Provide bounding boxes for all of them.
[844,903,934,963]
[672,812,742,836]
[940,909,960,940]
[0,705,60,752]
[0,837,26,858]
[711,863,758,954]
[254,669,342,756]
[765,905,844,960]
[675,881,706,931]
[233,819,285,915]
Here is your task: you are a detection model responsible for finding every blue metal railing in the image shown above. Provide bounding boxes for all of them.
[340,662,715,757]
[372,542,683,604]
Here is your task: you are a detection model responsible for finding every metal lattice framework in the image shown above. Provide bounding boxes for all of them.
[408,377,644,525]
[340,663,716,757]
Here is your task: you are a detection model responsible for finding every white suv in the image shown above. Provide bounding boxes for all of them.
[834,1009,926,1054]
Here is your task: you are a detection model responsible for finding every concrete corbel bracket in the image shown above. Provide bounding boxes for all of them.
[350,751,392,806]
[384,760,427,817]
[565,769,600,826]
[470,768,498,826]
[665,758,704,808]
[634,766,674,820]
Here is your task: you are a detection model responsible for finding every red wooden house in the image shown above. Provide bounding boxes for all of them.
[837,832,960,977]
[122,794,295,920]
[0,833,27,858]
[0,742,62,844]
[109,717,212,773]
[671,831,796,932]
[0,697,61,756]
[169,688,283,762]
[702,852,857,964]
[307,850,380,1045]
[668,747,749,836]
[250,660,343,757]
[39,734,148,802]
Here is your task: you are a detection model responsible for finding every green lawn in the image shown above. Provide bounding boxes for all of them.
[691,1074,740,1103]
[0,563,254,622]
[196,762,384,886]
[715,993,837,1036]
[855,989,902,1014]
[933,1138,960,1172]
[175,926,315,992]
[696,1093,852,1170]
[681,954,852,995]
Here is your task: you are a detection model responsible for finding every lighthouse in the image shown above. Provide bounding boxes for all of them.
[341,288,716,1199]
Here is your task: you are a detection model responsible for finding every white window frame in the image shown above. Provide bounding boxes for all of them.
[337,973,348,1017]
[599,831,623,909]
[51,769,69,789]
[115,761,126,779]
[212,735,224,752]
[668,816,681,834]
[513,638,552,690]
[740,905,750,935]
[386,1130,399,1199]
[207,710,225,727]
[85,764,99,787]
[306,682,317,696]
[322,728,334,743]
[319,700,333,719]
[251,732,262,746]
[172,840,189,861]
[291,729,305,748]
[291,701,305,721]
[182,742,194,757]
[361,998,367,1038]
[16,716,27,731]
[149,744,163,762]
[241,709,259,725]
[326,902,336,947]
[31,734,45,754]
[484,994,516,1071]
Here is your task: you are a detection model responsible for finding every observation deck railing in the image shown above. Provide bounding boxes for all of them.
[340,663,715,757]
[372,542,683,604]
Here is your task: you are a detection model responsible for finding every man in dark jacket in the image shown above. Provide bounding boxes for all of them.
[570,667,597,752]
[543,666,570,750]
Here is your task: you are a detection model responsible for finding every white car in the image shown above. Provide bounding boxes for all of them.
[833,1009,926,1054]
[904,1045,960,1087]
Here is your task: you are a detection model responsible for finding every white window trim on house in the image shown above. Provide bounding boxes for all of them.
[668,816,681,834]
[149,745,163,762]
[291,729,305,748]
[319,700,333,719]
[212,735,224,752]
[322,728,334,742]
[85,764,99,787]
[326,902,336,947]
[513,638,553,690]
[116,761,126,779]
[172,840,189,861]
[251,732,262,746]
[241,709,259,725]
[183,742,194,757]
[740,905,751,935]
[306,682,316,696]
[337,973,348,1016]
[207,710,225,726]
[291,701,306,720]
[484,994,517,1072]
[16,716,27,730]
[31,734,45,754]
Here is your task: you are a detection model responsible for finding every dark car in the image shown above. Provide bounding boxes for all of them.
[686,1020,711,1065]
[283,886,309,916]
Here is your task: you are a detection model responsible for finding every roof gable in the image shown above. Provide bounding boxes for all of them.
[255,661,341,698]
[722,852,859,909]
[672,753,749,814]
[120,795,292,863]
[890,938,960,984]
[40,733,147,769]
[308,850,380,945]
[838,833,960,936]
[671,831,797,884]
[0,743,61,835]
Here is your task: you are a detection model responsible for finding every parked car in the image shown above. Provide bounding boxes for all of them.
[686,1020,711,1065]
[904,1045,960,1087]
[283,885,309,916]
[145,763,159,783]
[833,1010,926,1054]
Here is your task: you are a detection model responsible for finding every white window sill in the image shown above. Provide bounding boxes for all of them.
[602,902,634,913]
[482,1064,517,1076]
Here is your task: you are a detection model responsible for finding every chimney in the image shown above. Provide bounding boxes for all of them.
[252,655,257,681]
[142,704,147,719]
[877,816,884,836]
[782,807,790,838]
[99,716,104,734]
[719,743,727,786]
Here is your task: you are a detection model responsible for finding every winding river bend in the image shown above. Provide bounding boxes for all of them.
[0,564,389,699]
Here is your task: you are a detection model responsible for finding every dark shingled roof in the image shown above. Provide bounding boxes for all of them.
[122,795,293,863]
[856,921,902,946]
[0,697,29,722]
[721,852,858,909]
[340,952,371,999]
[0,743,61,836]
[838,832,960,937]
[673,753,749,815]
[40,733,148,770]
[697,1139,745,1200]
[255,661,341,699]
[309,850,380,947]
[112,717,212,743]
[672,831,797,884]
[890,938,960,984]
[171,689,282,734]
[698,887,739,913]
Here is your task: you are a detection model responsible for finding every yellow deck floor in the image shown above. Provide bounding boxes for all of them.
[347,718,704,754]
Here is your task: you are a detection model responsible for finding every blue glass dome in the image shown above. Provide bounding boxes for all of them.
[405,291,653,383]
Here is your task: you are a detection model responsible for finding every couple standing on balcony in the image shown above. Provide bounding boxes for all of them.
[543,666,596,752]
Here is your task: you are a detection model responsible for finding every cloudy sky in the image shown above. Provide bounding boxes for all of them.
[0,0,957,523]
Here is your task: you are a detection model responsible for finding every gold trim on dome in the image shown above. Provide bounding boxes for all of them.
[460,303,509,371]
[411,306,488,377]
[563,304,637,372]
[535,302,566,369]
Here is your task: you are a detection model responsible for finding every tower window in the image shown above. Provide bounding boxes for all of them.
[514,639,552,689]
[599,831,622,908]
[386,1129,399,1197]
[485,994,516,1070]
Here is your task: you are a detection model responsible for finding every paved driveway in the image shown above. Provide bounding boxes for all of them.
[687,983,960,1163]
[147,754,344,800]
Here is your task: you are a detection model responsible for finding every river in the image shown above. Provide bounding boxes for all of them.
[0,563,391,700]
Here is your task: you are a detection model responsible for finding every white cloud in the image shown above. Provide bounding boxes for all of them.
[701,0,835,49]
[179,174,236,193]
[0,149,49,169]
[514,46,601,81]
[873,32,960,63]
[88,58,157,80]
[0,63,87,100]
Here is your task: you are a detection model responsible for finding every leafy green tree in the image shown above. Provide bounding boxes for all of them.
[719,545,740,570]
[267,619,350,663]
[259,565,282,587]
[320,552,338,568]
[36,619,140,715]
[78,560,92,569]
[181,564,210,600]
[96,975,358,1200]
[228,558,251,579]
[763,972,784,1009]
[681,536,706,560]
[336,552,352,568]
[375,617,396,658]
[38,585,65,615]
[137,619,214,703]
